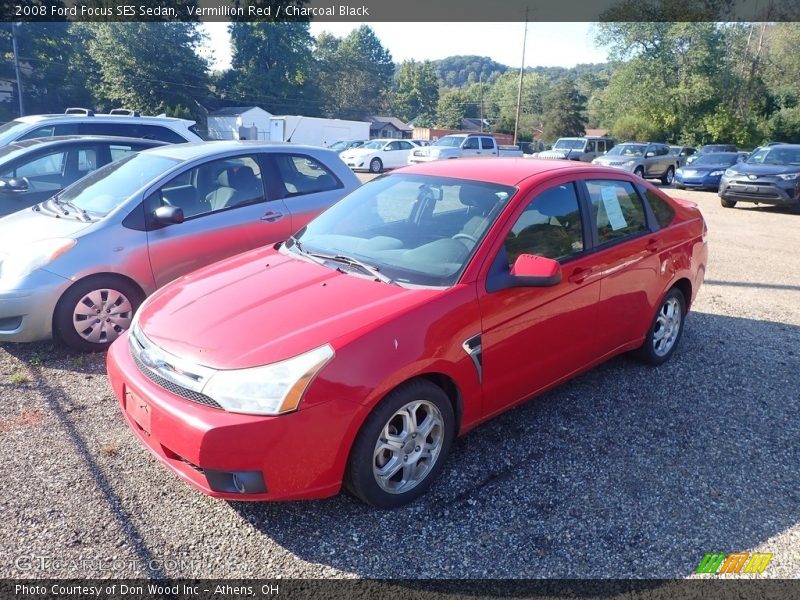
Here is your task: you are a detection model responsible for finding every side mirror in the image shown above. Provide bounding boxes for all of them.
[509,254,562,287]
[153,205,184,225]
[645,151,655,158]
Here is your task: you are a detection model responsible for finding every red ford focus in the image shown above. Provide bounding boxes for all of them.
[107,159,707,508]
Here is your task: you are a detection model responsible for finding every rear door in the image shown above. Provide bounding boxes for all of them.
[480,137,498,157]
[144,153,291,288]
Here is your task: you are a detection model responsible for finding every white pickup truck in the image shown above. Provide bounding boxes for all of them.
[408,133,523,164]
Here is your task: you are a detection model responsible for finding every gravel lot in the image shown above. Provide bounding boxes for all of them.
[1,179,798,580]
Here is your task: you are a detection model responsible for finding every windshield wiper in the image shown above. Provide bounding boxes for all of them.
[55,195,90,222]
[288,239,394,284]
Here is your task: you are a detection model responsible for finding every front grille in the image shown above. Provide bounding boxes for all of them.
[132,351,223,409]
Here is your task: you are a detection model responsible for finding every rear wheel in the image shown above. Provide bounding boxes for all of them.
[346,380,455,508]
[53,275,143,352]
[635,287,686,366]
[720,198,737,208]
[369,158,383,174]
[661,166,675,185]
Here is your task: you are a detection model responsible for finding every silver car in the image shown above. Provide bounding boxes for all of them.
[592,142,678,185]
[0,141,360,351]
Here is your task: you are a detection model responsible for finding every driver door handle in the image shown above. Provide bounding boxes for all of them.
[646,239,662,253]
[261,210,284,222]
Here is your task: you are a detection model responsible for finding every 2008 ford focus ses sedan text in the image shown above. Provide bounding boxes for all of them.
[107,159,708,508]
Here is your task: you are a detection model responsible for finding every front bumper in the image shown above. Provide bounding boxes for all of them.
[594,162,636,173]
[718,177,800,205]
[0,269,71,343]
[106,334,349,501]
[675,172,722,190]
[408,154,440,164]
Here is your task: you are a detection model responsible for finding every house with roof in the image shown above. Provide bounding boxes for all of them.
[367,116,413,139]
[207,106,272,140]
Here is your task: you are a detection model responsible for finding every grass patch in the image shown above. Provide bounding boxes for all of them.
[9,371,29,385]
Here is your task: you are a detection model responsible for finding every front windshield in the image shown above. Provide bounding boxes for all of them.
[0,120,31,146]
[746,147,800,165]
[669,147,681,156]
[607,143,646,157]
[288,174,516,287]
[360,141,385,150]
[58,153,180,216]
[433,137,464,147]
[553,139,585,150]
[329,141,348,151]
[690,153,738,166]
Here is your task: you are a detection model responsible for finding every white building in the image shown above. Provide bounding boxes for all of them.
[207,106,272,141]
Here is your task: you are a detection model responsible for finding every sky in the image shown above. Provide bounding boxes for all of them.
[198,22,609,71]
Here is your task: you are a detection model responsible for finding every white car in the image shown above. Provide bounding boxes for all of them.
[340,138,419,173]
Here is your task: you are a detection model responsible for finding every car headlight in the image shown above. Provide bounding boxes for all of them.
[202,344,335,415]
[0,238,76,286]
[777,172,800,181]
[623,160,637,168]
[723,168,738,177]
[709,170,724,177]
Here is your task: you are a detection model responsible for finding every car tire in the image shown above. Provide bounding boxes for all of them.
[634,166,645,178]
[661,166,675,185]
[53,275,144,353]
[720,198,737,208]
[634,287,686,366]
[346,379,455,508]
[369,158,383,174]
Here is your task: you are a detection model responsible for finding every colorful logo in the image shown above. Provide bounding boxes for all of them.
[696,552,773,574]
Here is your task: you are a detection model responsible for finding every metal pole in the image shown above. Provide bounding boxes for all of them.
[479,73,483,132]
[513,8,529,145]
[12,22,25,116]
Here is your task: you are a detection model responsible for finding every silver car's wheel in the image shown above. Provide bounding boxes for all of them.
[54,276,144,352]
[372,400,445,495]
[72,288,134,345]
[652,296,682,357]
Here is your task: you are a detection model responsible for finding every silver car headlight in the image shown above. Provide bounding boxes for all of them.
[622,160,637,168]
[723,168,738,177]
[0,238,76,287]
[777,172,800,181]
[202,344,335,415]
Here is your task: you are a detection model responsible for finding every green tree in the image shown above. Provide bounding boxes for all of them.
[484,71,549,137]
[541,78,587,141]
[86,22,209,118]
[223,20,316,114]
[390,60,439,123]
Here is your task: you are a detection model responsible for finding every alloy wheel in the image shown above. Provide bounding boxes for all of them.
[653,296,682,357]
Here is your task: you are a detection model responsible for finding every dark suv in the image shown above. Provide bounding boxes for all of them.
[718,143,800,209]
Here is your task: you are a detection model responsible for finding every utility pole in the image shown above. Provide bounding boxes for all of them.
[479,73,484,132]
[12,22,25,117]
[513,7,529,145]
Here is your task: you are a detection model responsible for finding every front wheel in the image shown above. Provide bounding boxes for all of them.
[53,275,143,352]
[346,380,455,508]
[369,158,383,174]
[661,166,675,185]
[634,287,686,366]
[720,198,737,208]
[634,166,645,178]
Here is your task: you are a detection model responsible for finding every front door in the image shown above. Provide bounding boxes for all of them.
[478,179,601,418]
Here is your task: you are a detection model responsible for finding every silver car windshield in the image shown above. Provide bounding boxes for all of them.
[289,174,515,287]
[553,139,585,150]
[58,153,181,216]
[607,143,646,157]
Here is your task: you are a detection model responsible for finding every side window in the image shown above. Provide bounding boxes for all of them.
[657,145,670,156]
[586,140,596,153]
[463,137,480,150]
[397,141,414,151]
[685,148,696,156]
[77,148,98,173]
[504,182,584,265]
[641,187,676,228]
[18,125,56,140]
[273,154,341,197]
[480,137,495,150]
[585,179,648,244]
[138,125,186,143]
[148,155,264,220]
[10,150,67,178]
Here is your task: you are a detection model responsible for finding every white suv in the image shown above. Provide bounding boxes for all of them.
[0,108,203,147]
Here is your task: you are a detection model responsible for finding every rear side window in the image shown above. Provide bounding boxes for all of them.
[642,187,676,228]
[78,122,132,137]
[481,137,495,150]
[138,125,187,143]
[585,180,648,244]
[273,154,341,198]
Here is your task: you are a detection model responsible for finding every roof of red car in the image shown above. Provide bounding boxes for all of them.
[398,158,597,186]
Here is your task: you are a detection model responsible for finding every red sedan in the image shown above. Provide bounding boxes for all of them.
[107,159,708,508]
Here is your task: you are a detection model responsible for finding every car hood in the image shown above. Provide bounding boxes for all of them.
[679,164,730,172]
[138,247,442,370]
[725,163,800,177]
[341,147,379,159]
[0,202,94,255]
